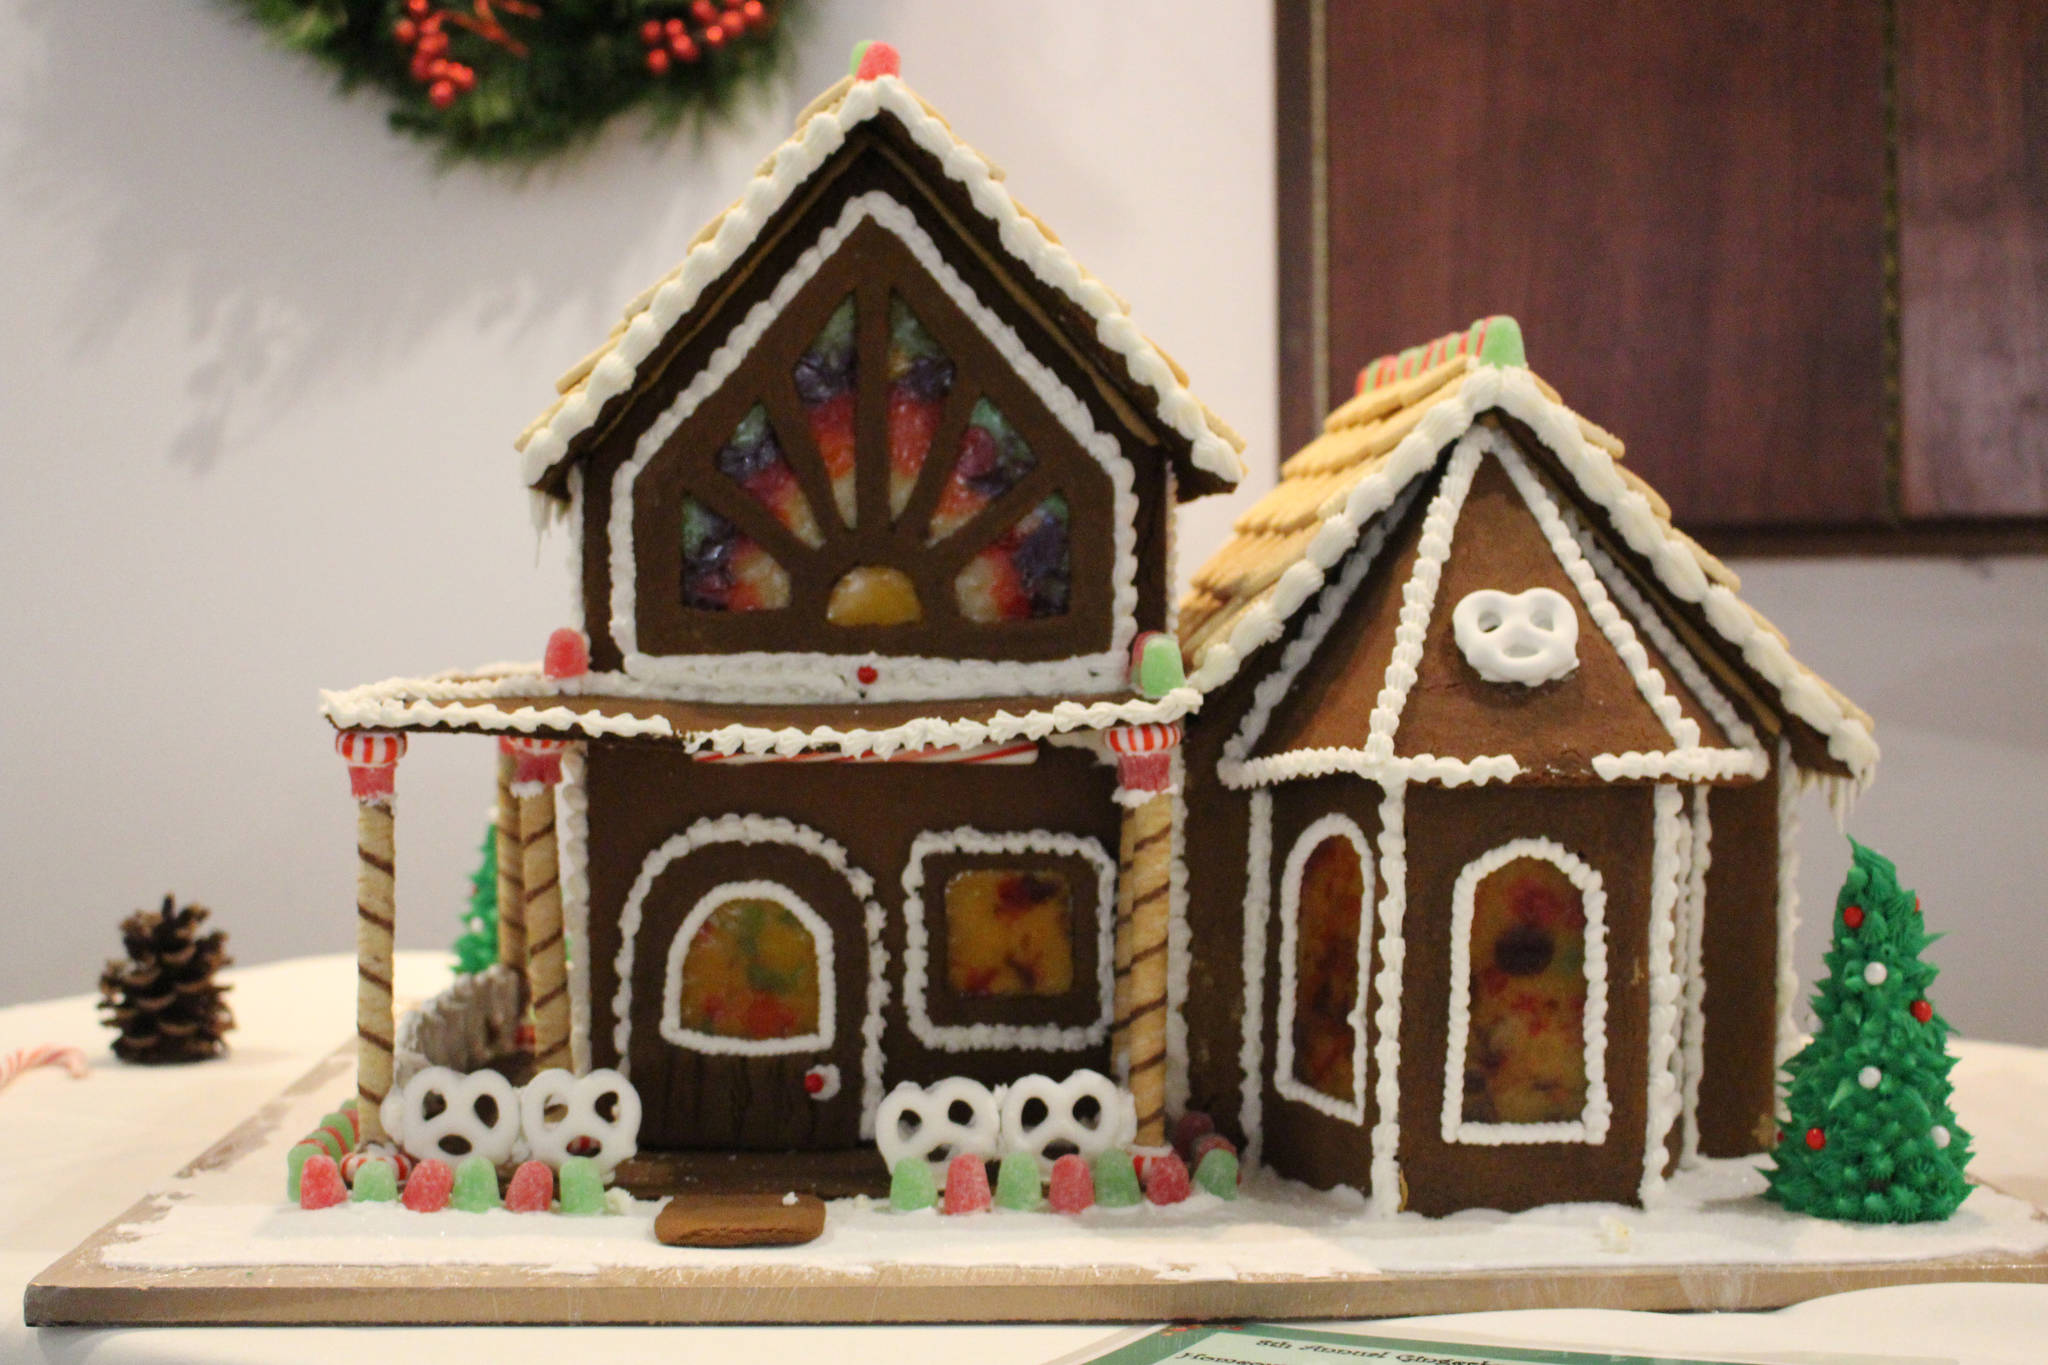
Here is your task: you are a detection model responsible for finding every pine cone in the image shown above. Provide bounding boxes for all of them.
[98,894,235,1064]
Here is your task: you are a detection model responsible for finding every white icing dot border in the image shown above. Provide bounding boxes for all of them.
[605,190,1140,706]
[1439,837,1611,1148]
[1641,783,1689,1203]
[899,827,1118,1054]
[1237,789,1274,1171]
[1678,784,1713,1166]
[1367,782,1408,1216]
[1773,737,1804,1108]
[658,878,837,1056]
[558,742,592,1076]
[1273,813,1377,1126]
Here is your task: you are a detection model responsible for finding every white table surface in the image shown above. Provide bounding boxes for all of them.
[7,952,2046,1365]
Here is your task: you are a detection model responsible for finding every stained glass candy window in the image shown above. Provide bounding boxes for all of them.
[928,399,1037,543]
[1462,856,1590,1124]
[715,405,821,547]
[679,498,789,612]
[887,296,955,518]
[792,297,859,528]
[944,869,1075,998]
[1292,834,1366,1103]
[955,494,1070,622]
[674,895,822,1041]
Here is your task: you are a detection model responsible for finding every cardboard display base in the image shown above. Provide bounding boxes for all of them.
[26,1047,2048,1327]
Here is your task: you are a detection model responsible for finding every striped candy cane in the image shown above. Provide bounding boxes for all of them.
[0,1044,89,1093]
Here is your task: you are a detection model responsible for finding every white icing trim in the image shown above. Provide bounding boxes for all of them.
[558,742,592,1075]
[1439,838,1611,1147]
[1238,789,1273,1170]
[1186,365,1877,785]
[1641,784,1688,1203]
[1773,738,1804,1112]
[1678,784,1712,1165]
[1273,814,1376,1125]
[1367,782,1407,1217]
[659,879,836,1056]
[611,816,885,1129]
[519,76,1239,494]
[1164,750,1192,1121]
[321,667,1199,757]
[899,827,1118,1054]
[604,190,1139,705]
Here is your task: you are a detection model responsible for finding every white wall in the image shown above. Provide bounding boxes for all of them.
[1,3,2039,1047]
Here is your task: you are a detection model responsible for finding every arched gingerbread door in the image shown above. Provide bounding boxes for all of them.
[616,818,873,1151]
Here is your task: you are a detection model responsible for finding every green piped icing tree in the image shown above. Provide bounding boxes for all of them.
[452,824,498,975]
[1766,841,1971,1222]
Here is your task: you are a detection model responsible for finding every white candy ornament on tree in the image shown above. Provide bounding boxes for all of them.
[998,1070,1137,1176]
[875,1076,1002,1177]
[1864,962,1889,986]
[1858,1066,1882,1089]
[1451,587,1580,685]
[519,1068,642,1176]
[380,1065,522,1167]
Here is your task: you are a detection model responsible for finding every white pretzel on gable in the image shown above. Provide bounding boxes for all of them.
[1452,586,1580,686]
[380,1064,522,1167]
[520,1067,642,1176]
[875,1076,1003,1177]
[999,1070,1137,1175]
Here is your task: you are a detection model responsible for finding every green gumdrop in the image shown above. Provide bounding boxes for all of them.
[994,1152,1043,1211]
[1091,1150,1142,1208]
[351,1160,398,1203]
[1135,634,1186,700]
[339,1096,360,1114]
[451,1155,501,1213]
[558,1157,607,1216]
[1195,1149,1239,1200]
[286,1143,317,1201]
[889,1158,937,1212]
[1471,315,1525,370]
[306,1127,344,1160]
[847,39,872,76]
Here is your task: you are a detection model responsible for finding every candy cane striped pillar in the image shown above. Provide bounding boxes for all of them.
[1106,721,1182,1147]
[336,729,406,1144]
[506,736,571,1073]
[493,739,526,977]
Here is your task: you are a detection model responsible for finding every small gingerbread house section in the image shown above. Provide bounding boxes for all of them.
[1176,319,1877,1216]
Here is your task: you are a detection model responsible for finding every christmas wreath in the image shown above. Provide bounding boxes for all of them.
[231,0,803,162]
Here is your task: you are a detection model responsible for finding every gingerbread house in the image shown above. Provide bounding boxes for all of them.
[320,60,1242,1186]
[1174,318,1878,1215]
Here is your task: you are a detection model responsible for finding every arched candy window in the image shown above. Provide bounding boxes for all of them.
[1275,814,1374,1124]
[661,880,835,1056]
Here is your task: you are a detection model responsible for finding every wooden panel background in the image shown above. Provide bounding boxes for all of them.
[1281,0,2048,548]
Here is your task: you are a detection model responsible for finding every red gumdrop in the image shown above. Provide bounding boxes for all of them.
[855,40,901,81]
[543,627,590,679]
[505,1161,555,1213]
[942,1154,991,1214]
[1048,1154,1095,1213]
[1191,1132,1239,1178]
[1143,1151,1191,1206]
[1171,1110,1216,1161]
[402,1158,454,1212]
[1843,905,1865,930]
[299,1155,347,1210]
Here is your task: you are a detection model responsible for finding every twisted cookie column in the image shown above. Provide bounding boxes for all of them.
[1106,720,1182,1148]
[335,729,407,1144]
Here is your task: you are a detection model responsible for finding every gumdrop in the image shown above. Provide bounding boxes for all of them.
[287,1139,324,1200]
[543,627,590,679]
[1195,1148,1240,1200]
[942,1154,991,1215]
[557,1156,606,1215]
[994,1152,1042,1211]
[1091,1149,1142,1208]
[850,39,900,81]
[451,1155,501,1212]
[351,1158,398,1203]
[1144,1151,1191,1206]
[402,1158,454,1212]
[319,1110,357,1150]
[1048,1154,1095,1213]
[889,1157,937,1212]
[1171,1111,1216,1161]
[1190,1132,1239,1172]
[298,1154,347,1210]
[505,1161,554,1213]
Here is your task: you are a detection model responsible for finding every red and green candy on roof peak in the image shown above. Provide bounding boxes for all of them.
[1355,315,1525,396]
[849,40,901,81]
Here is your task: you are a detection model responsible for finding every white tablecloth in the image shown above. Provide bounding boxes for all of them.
[7,953,2045,1364]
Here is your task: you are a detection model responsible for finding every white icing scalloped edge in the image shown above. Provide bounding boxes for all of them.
[1641,784,1688,1204]
[1368,781,1407,1216]
[605,190,1140,705]
[559,743,592,1075]
[1678,785,1712,1165]
[1237,789,1273,1171]
[519,75,1239,506]
[1773,737,1804,1112]
[1439,837,1611,1147]
[1274,813,1377,1126]
[899,827,1117,1053]
[659,878,837,1056]
[321,669,1200,759]
[611,815,887,1132]
[1187,365,1877,786]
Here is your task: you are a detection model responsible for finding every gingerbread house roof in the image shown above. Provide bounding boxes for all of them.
[1179,319,1878,785]
[514,72,1245,515]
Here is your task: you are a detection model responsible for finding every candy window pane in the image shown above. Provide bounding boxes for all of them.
[886,294,955,518]
[792,295,858,528]
[955,494,1070,622]
[715,405,821,547]
[674,895,821,1041]
[1462,856,1590,1124]
[680,497,789,612]
[944,869,1074,999]
[1291,834,1365,1103]
[928,398,1037,543]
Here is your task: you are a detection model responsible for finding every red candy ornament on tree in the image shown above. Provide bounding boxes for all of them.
[1842,904,1864,930]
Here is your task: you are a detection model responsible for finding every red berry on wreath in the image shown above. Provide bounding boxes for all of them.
[670,34,698,61]
[691,0,718,22]
[394,18,418,45]
[1911,999,1934,1023]
[701,23,726,47]
[664,17,685,38]
[1842,904,1864,930]
[405,0,429,15]
[722,9,745,34]
[421,12,443,32]
[1805,1126,1826,1151]
[448,63,475,93]
[418,30,449,57]
[646,48,671,75]
[742,0,766,25]
[429,79,457,109]
[427,58,450,80]
[641,19,663,45]
[410,53,435,81]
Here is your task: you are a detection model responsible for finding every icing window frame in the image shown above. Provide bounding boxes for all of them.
[1440,838,1611,1147]
[1273,813,1376,1126]
[658,878,837,1058]
[900,827,1117,1054]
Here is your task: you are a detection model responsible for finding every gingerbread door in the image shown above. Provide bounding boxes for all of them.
[618,822,872,1151]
